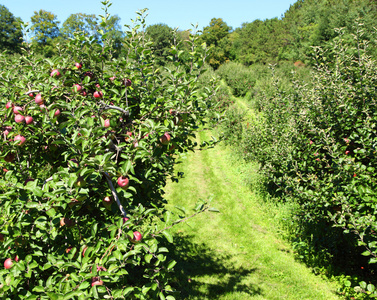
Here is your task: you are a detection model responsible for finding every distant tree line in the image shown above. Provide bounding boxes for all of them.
[1,0,377,64]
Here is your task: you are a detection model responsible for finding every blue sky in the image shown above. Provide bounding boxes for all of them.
[1,0,296,31]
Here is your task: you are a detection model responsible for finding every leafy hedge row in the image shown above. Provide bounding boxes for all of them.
[223,28,377,298]
[0,3,223,299]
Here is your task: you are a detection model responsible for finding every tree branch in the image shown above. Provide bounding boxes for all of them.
[103,172,127,217]
[99,102,129,117]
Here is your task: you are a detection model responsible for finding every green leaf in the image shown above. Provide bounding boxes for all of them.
[145,254,153,263]
[91,223,98,236]
[32,286,45,292]
[45,292,60,300]
[360,281,367,289]
[208,207,220,213]
[123,287,134,296]
[159,291,166,300]
[164,211,171,224]
[162,230,173,243]
[79,281,90,290]
[167,260,176,270]
[367,284,376,293]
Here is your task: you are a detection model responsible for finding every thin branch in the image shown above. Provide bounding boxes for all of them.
[24,90,40,95]
[152,206,209,237]
[99,102,129,117]
[103,172,127,217]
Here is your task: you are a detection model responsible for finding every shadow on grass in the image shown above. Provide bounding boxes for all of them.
[165,232,262,299]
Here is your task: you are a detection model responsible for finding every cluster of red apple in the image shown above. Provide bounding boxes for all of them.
[3,68,65,153]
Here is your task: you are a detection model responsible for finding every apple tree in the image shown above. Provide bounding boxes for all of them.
[0,2,221,299]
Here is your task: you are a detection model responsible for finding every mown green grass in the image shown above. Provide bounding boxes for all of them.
[163,130,341,300]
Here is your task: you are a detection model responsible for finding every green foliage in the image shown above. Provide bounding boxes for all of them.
[61,13,100,40]
[230,18,290,65]
[216,61,256,97]
[199,18,232,69]
[0,5,23,54]
[30,9,60,44]
[146,24,175,66]
[282,0,377,62]
[240,27,377,298]
[0,3,222,299]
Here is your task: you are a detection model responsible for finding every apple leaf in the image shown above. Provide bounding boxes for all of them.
[91,223,98,236]
[208,207,220,213]
[45,292,60,300]
[162,230,173,243]
[123,287,134,296]
[32,285,45,292]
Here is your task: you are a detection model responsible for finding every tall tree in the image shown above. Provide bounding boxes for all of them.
[61,13,99,40]
[103,15,124,56]
[0,5,23,53]
[199,18,232,69]
[30,10,60,44]
[146,23,175,66]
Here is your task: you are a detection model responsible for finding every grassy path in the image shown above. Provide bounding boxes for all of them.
[163,130,341,300]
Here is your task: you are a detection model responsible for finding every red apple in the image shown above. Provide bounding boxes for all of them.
[75,62,82,69]
[4,258,13,269]
[35,94,43,105]
[73,84,82,92]
[95,83,100,89]
[24,178,34,185]
[15,114,25,123]
[93,91,103,99]
[14,135,26,146]
[103,196,113,210]
[345,150,350,155]
[13,106,23,114]
[54,109,61,117]
[60,217,75,228]
[124,79,132,87]
[117,176,129,189]
[4,153,15,163]
[91,277,104,286]
[122,217,129,224]
[4,126,12,136]
[131,231,142,243]
[28,92,34,98]
[160,133,171,145]
[110,76,116,81]
[50,69,61,77]
[81,90,88,96]
[25,116,33,125]
[104,119,110,128]
[83,71,93,80]
[5,101,12,109]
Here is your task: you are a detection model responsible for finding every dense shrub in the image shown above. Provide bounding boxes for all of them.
[216,61,256,97]
[242,27,377,297]
[0,3,222,299]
